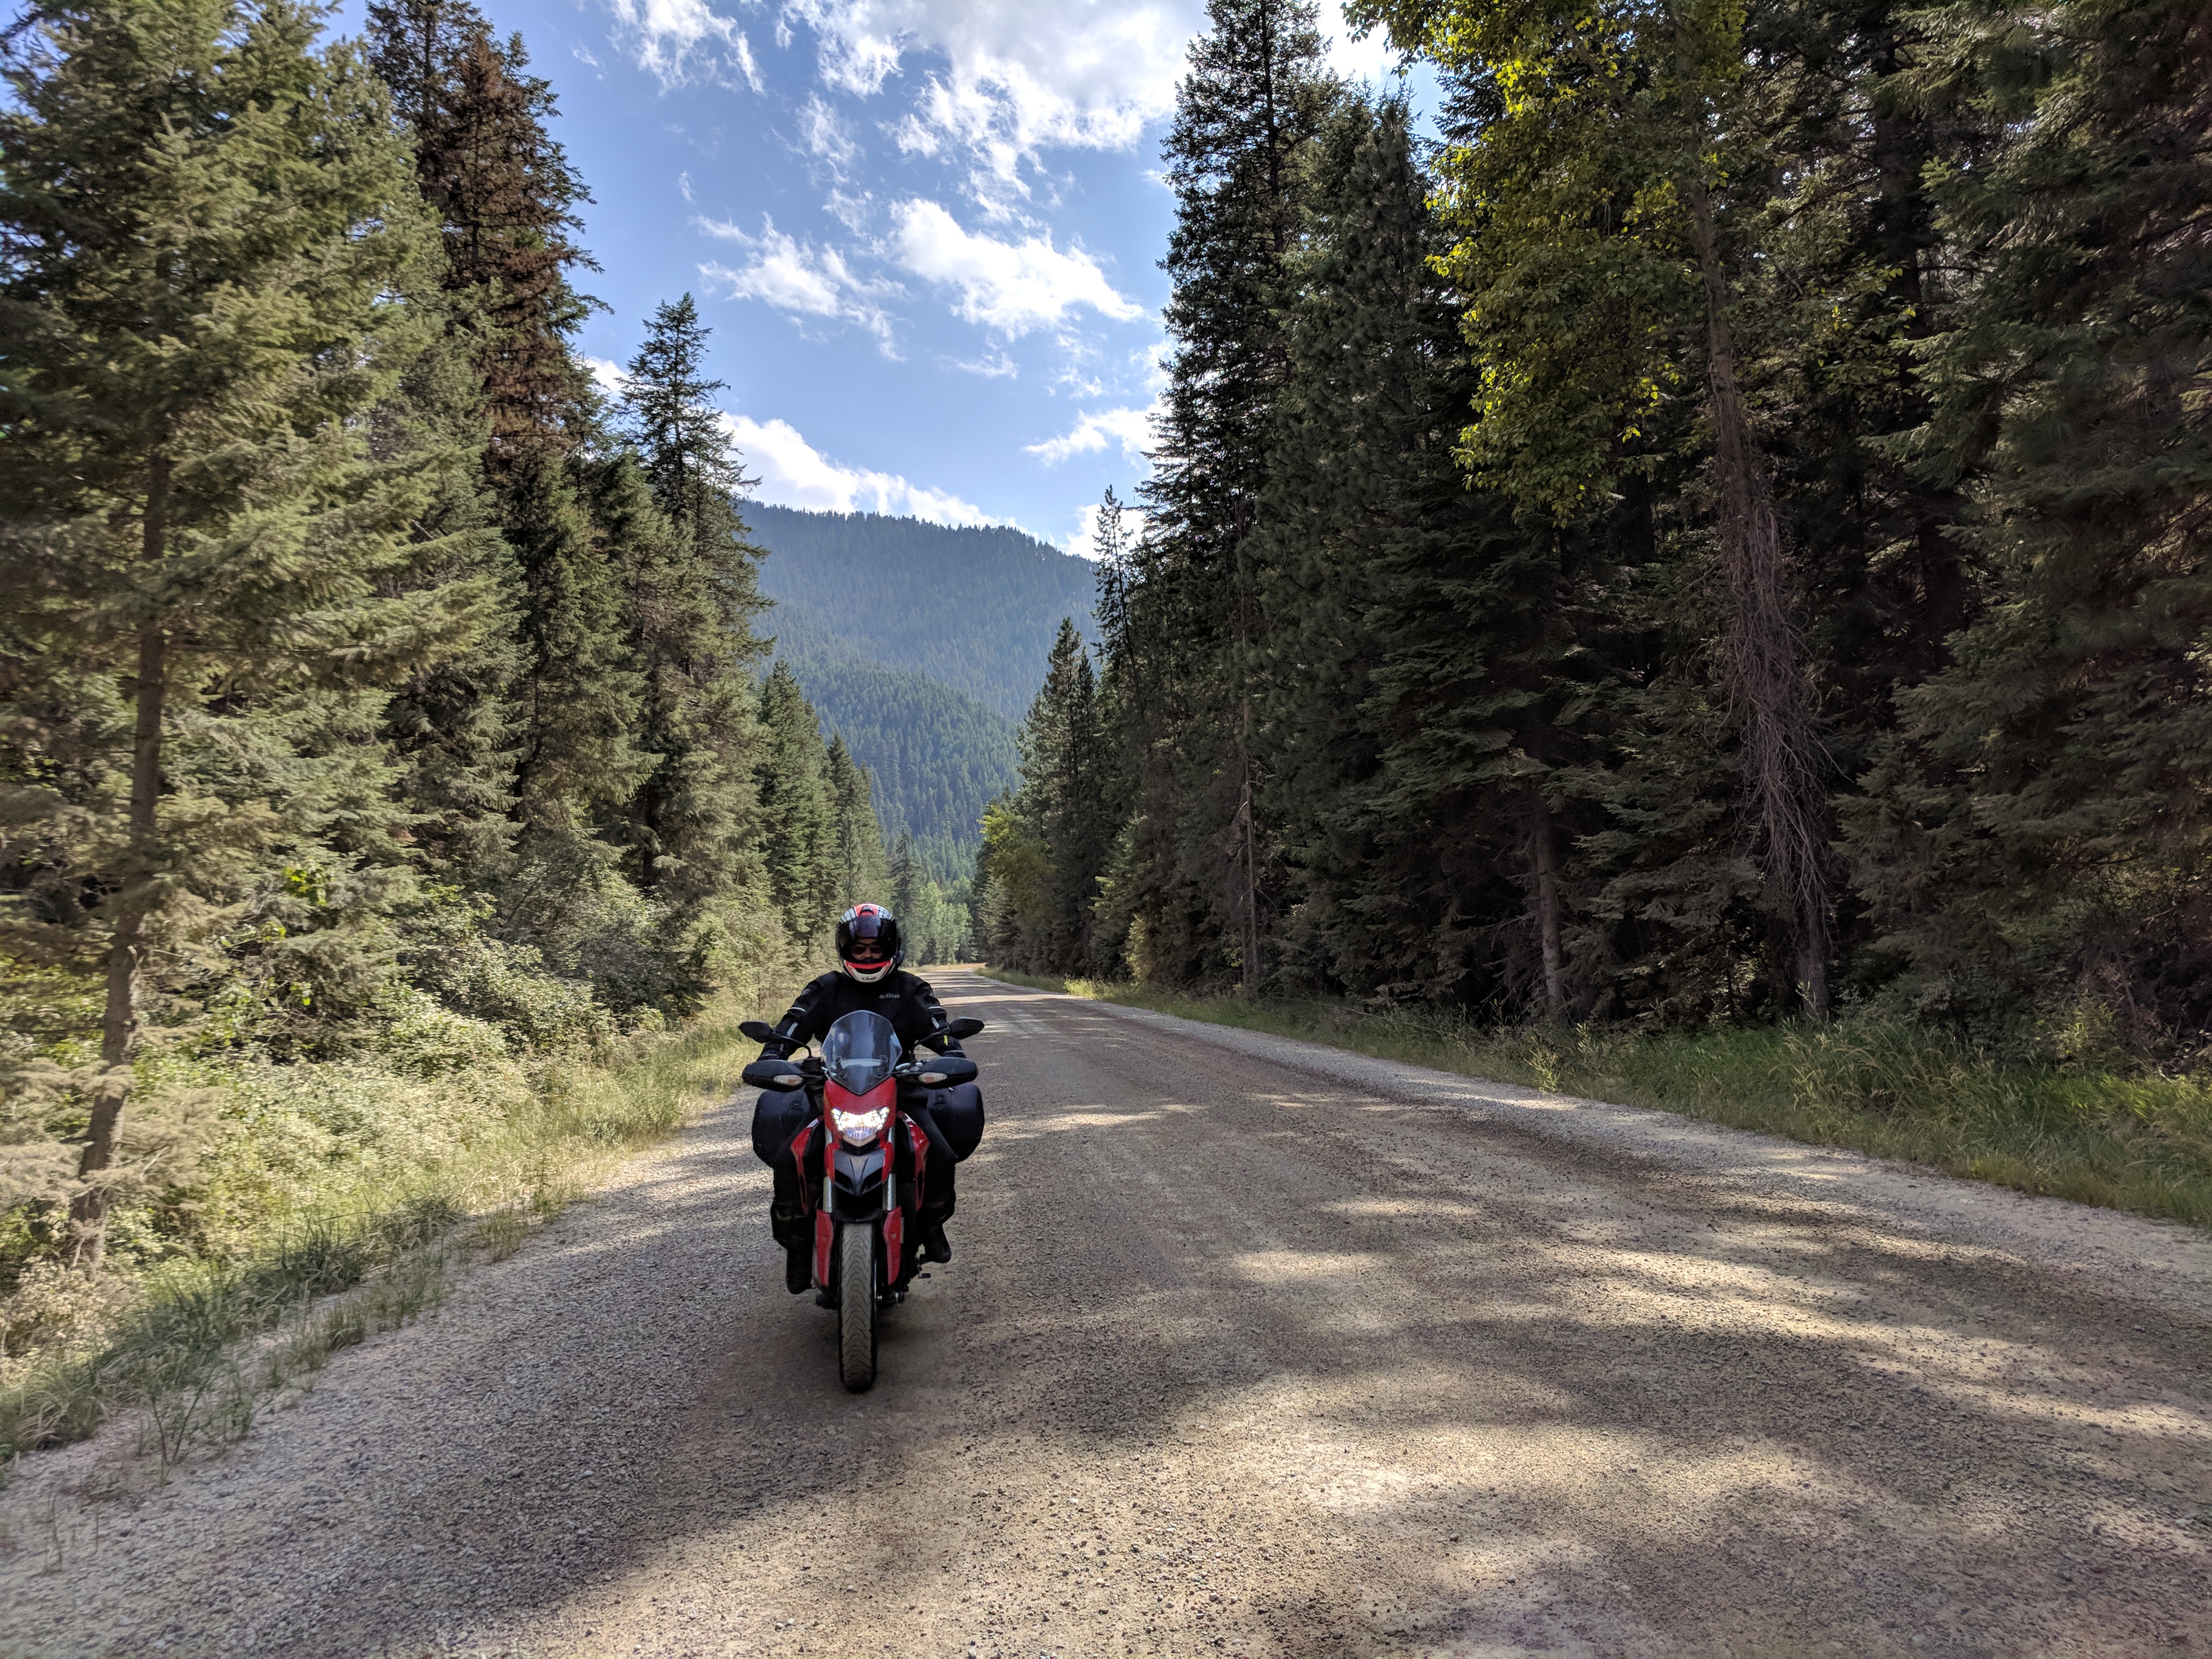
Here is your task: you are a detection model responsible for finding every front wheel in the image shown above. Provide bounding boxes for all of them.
[836,1221,878,1392]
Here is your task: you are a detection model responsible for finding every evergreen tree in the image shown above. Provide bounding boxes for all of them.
[372,282,525,881]
[890,829,921,923]
[367,0,631,851]
[613,297,771,905]
[1010,619,1109,973]
[1848,0,2212,1037]
[1254,99,1609,1017]
[1360,0,1838,1015]
[0,0,472,1258]
[825,736,891,911]
[754,663,834,945]
[1121,0,1339,989]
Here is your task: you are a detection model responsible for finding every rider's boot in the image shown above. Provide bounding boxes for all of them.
[771,1200,810,1293]
[919,1217,952,1263]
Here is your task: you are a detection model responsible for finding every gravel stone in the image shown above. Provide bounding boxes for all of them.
[2,969,2207,1658]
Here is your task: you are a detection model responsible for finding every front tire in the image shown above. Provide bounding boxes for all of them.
[836,1222,878,1392]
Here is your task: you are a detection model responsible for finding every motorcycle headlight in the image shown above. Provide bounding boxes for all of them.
[831,1104,890,1146]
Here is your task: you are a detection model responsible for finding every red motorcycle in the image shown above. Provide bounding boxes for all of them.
[741,1010,982,1390]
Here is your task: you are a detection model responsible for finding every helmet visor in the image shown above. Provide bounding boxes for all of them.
[844,911,892,963]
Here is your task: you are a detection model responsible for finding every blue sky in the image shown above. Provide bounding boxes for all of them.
[334,1,1428,553]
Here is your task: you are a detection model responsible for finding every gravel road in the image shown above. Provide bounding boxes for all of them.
[4,968,2209,1658]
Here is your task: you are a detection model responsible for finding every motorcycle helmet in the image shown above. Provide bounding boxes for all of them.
[836,903,903,984]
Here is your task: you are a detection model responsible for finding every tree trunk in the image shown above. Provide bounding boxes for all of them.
[1685,181,1830,1020]
[73,456,170,1266]
[1531,808,1566,1024]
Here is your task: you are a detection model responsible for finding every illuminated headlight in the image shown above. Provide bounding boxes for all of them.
[831,1105,890,1146]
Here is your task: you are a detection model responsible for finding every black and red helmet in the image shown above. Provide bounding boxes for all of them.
[836,903,903,984]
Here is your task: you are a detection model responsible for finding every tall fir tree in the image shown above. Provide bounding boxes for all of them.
[613,296,771,907]
[1120,0,1338,989]
[1254,98,1611,1017]
[1359,0,1838,1015]
[0,0,476,1258]
[1848,0,2212,1038]
[754,662,835,946]
[824,736,890,912]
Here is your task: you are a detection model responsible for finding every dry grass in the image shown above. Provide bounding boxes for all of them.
[980,967,2212,1230]
[0,996,770,1470]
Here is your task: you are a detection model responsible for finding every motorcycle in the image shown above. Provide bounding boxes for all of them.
[739,1010,984,1390]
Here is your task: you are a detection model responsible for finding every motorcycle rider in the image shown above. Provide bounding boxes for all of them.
[749,903,985,1293]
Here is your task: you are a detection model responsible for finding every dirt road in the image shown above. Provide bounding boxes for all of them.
[5,969,2209,1658]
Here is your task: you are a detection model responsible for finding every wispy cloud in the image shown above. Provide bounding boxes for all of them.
[726,413,996,525]
[606,0,761,89]
[696,215,899,352]
[798,94,861,178]
[1026,404,1154,466]
[786,0,1199,211]
[890,200,1141,336]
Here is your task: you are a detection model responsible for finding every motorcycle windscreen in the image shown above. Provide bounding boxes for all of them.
[821,1009,898,1096]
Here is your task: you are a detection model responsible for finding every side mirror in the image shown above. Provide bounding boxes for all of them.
[739,1019,778,1044]
[942,1017,985,1040]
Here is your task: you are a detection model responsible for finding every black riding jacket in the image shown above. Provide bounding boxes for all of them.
[757,969,967,1062]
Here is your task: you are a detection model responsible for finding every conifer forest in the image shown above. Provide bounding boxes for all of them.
[1,0,2208,1449]
[979,0,2212,1072]
[0,0,964,1395]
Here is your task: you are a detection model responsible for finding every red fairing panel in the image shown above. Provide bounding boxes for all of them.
[789,1122,820,1208]
[813,1116,836,1287]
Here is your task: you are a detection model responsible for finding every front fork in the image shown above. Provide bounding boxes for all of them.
[800,1098,931,1298]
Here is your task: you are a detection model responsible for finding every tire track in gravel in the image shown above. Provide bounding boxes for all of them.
[3,969,2208,1658]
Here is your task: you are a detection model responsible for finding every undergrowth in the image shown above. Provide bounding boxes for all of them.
[0,1001,765,1470]
[980,967,2212,1229]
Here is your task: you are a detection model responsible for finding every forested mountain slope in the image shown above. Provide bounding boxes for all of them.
[749,505,1098,724]
[773,632,1019,880]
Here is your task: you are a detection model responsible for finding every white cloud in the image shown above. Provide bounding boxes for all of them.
[1026,404,1152,466]
[786,0,1197,207]
[890,199,1141,335]
[584,356,628,399]
[607,0,762,89]
[726,414,996,525]
[1063,494,1148,560]
[799,94,861,177]
[696,216,899,351]
[783,4,1391,209]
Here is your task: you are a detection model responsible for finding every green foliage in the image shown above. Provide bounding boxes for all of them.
[774,636,1020,860]
[611,293,772,907]
[1035,0,2212,1097]
[749,504,1098,723]
[981,618,1113,973]
[0,0,844,1395]
[1115,0,1340,990]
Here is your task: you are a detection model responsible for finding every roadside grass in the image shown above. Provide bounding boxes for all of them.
[0,999,763,1472]
[978,967,2212,1229]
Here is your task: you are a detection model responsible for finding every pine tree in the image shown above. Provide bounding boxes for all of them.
[372,281,525,881]
[0,0,474,1259]
[1848,0,2212,1038]
[1011,619,1109,973]
[754,663,834,945]
[1253,98,1610,1017]
[612,296,771,906]
[1360,0,1837,1015]
[890,829,921,923]
[825,736,891,911]
[1122,0,1338,989]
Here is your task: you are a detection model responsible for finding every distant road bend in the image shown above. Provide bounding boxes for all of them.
[5,969,2208,1657]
